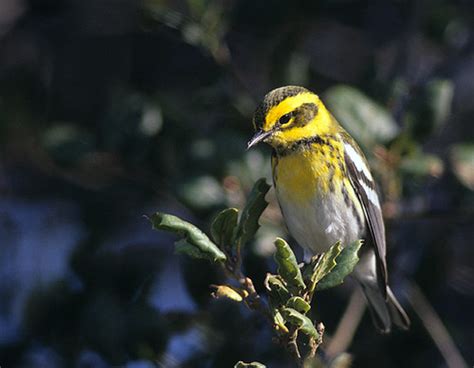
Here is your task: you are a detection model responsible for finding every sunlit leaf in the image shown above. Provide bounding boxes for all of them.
[150,213,227,262]
[273,310,289,334]
[308,242,342,292]
[286,296,311,314]
[324,85,399,150]
[235,178,271,246]
[211,208,239,247]
[281,307,319,339]
[211,285,245,302]
[274,238,305,292]
[317,240,362,290]
[264,274,291,305]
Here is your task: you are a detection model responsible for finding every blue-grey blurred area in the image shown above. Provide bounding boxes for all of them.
[0,0,473,367]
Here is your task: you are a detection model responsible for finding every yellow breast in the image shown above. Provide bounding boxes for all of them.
[272,141,345,203]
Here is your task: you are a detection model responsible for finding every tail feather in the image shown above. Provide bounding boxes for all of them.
[361,281,410,333]
[386,287,411,330]
[355,249,410,333]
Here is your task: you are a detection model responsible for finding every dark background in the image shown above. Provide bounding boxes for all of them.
[0,0,473,367]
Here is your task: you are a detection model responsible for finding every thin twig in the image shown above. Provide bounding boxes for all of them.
[286,328,303,367]
[222,251,273,323]
[407,281,468,368]
[326,288,366,359]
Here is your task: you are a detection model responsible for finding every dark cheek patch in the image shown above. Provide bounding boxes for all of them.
[294,103,318,127]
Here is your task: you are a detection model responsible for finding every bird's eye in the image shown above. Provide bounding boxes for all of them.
[278,113,292,126]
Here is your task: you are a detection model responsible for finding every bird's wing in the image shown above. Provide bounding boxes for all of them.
[342,133,388,298]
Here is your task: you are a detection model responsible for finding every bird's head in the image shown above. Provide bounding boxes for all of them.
[248,86,335,150]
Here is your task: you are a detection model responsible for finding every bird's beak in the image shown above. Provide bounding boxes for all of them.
[247,129,273,149]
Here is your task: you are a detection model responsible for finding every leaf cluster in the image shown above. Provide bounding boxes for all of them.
[265,238,361,361]
[149,179,362,366]
[150,178,270,265]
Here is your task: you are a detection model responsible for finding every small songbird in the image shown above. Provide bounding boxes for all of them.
[248,86,410,332]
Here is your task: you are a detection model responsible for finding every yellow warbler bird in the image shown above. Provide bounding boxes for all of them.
[248,86,410,332]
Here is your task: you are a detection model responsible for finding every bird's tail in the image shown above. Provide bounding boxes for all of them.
[354,250,410,333]
[360,280,411,333]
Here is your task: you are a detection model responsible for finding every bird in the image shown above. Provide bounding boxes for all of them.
[247,85,410,333]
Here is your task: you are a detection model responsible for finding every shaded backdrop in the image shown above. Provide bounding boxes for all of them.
[0,0,473,367]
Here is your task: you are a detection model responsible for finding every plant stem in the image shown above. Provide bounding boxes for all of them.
[223,251,273,323]
[326,289,365,359]
[407,281,468,368]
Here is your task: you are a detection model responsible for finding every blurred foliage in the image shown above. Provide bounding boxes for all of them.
[0,0,473,367]
[450,143,474,190]
[324,85,400,149]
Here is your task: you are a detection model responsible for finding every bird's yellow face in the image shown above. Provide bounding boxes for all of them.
[248,86,337,150]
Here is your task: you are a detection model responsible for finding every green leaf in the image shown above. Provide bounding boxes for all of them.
[317,240,363,291]
[234,361,266,368]
[309,242,342,292]
[211,284,245,302]
[264,274,291,305]
[235,178,271,246]
[450,143,474,190]
[175,239,209,260]
[286,296,311,314]
[211,208,239,247]
[324,85,399,150]
[274,238,305,292]
[150,213,227,262]
[273,310,289,334]
[281,307,319,339]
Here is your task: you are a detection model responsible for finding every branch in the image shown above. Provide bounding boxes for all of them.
[407,281,468,368]
[326,288,366,359]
